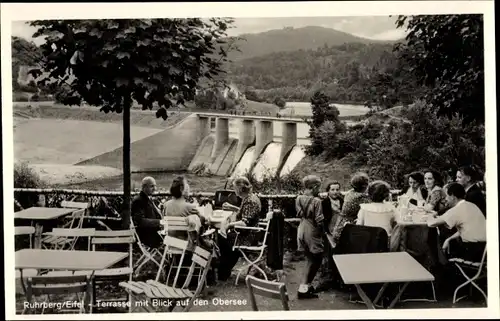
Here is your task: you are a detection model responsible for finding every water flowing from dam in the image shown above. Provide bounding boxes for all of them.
[230,146,255,179]
[279,145,306,177]
[252,142,282,181]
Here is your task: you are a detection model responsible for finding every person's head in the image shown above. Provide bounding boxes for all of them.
[351,172,370,193]
[170,175,189,199]
[141,176,157,196]
[233,177,253,198]
[456,165,480,187]
[444,182,466,207]
[326,181,341,199]
[367,180,391,203]
[408,172,424,191]
[423,169,443,190]
[302,175,322,197]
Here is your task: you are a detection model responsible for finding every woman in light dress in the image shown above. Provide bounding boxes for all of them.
[356,180,397,237]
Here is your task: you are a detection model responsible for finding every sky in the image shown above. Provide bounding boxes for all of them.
[11,16,406,45]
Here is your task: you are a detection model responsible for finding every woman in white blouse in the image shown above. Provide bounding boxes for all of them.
[357,180,397,236]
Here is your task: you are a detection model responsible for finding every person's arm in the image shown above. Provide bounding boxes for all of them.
[228,199,260,229]
[356,208,364,225]
[427,208,455,229]
[443,231,460,252]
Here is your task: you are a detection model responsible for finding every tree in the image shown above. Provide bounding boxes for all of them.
[394,15,484,124]
[273,96,286,109]
[305,91,345,156]
[29,18,235,228]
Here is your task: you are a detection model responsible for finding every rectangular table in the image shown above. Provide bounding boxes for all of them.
[333,252,435,309]
[14,207,77,248]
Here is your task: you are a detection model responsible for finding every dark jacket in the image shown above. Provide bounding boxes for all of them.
[466,184,486,217]
[131,191,163,248]
[266,210,285,270]
[322,196,344,226]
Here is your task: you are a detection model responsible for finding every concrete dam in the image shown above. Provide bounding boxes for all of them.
[188,113,309,180]
[70,112,310,180]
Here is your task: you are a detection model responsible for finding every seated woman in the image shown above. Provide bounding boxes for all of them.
[330,172,371,248]
[423,169,448,214]
[401,171,428,207]
[217,177,262,281]
[357,180,396,237]
[163,176,205,250]
[296,175,329,299]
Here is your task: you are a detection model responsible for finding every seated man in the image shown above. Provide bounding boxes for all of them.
[427,182,486,262]
[131,176,163,249]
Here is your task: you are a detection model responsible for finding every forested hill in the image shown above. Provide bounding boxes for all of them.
[227,26,395,61]
[227,41,400,104]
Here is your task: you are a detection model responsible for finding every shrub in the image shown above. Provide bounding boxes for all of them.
[13,91,31,102]
[366,101,485,188]
[14,162,47,209]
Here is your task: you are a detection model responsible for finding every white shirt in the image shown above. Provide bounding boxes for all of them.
[441,200,486,242]
[357,202,396,236]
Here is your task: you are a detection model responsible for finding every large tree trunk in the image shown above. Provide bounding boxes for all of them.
[122,98,131,229]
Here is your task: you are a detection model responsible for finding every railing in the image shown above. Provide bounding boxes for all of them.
[14,188,402,222]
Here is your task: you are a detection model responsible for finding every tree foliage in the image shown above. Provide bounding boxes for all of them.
[366,101,485,187]
[394,14,484,124]
[305,91,346,156]
[228,42,403,104]
[29,18,236,118]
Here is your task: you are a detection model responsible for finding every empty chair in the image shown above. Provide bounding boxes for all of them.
[245,275,290,311]
[15,226,36,249]
[119,246,214,313]
[80,229,135,313]
[42,227,95,251]
[157,217,190,283]
[41,209,88,249]
[449,244,487,304]
[23,275,92,314]
[232,218,271,285]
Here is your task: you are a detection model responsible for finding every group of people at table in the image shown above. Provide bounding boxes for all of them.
[131,164,487,300]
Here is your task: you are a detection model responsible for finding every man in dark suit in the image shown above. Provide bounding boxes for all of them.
[456,166,486,217]
[131,176,163,248]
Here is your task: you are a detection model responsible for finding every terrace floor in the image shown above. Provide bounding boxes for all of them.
[15,251,487,315]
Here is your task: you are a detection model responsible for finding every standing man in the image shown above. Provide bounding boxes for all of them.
[131,176,163,249]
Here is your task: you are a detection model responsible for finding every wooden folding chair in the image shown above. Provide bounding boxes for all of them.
[130,220,163,278]
[449,245,487,304]
[42,227,95,251]
[23,275,92,314]
[245,275,290,311]
[41,208,87,249]
[232,218,271,285]
[79,229,136,313]
[157,217,190,283]
[156,236,189,287]
[15,226,36,249]
[119,246,214,313]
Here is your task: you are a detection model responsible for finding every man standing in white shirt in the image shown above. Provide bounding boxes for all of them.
[427,182,486,262]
